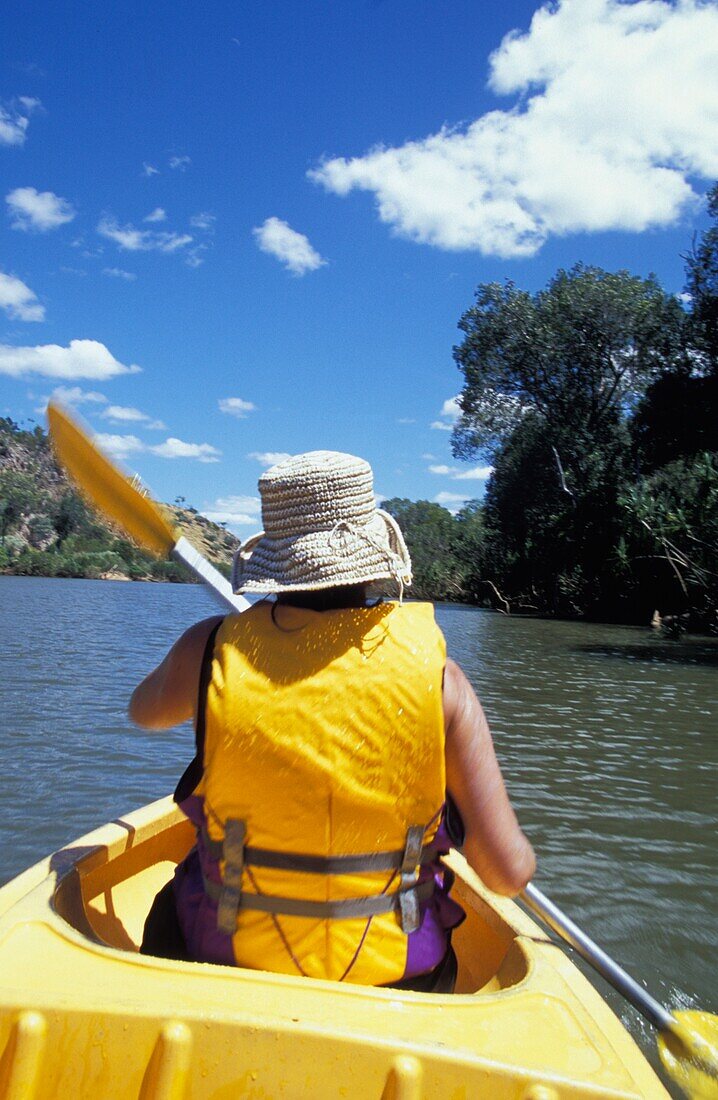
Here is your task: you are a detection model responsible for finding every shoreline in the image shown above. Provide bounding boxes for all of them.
[3,572,717,640]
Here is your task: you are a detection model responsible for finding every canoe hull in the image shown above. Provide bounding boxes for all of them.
[0,797,668,1099]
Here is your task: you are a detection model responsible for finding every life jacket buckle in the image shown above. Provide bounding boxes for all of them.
[398,825,425,934]
[217,818,247,936]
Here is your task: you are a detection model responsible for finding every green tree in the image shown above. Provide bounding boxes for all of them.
[0,498,17,547]
[631,370,718,472]
[451,265,687,617]
[53,492,87,547]
[631,185,718,472]
[27,514,55,549]
[617,453,718,626]
[685,182,718,375]
[452,265,686,459]
[0,472,45,547]
[382,498,472,601]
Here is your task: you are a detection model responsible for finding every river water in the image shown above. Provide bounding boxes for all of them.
[1,575,716,1090]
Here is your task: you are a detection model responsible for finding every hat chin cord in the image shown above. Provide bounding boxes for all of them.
[328,519,410,603]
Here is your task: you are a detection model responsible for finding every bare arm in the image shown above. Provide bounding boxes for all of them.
[443,658,536,896]
[128,615,223,730]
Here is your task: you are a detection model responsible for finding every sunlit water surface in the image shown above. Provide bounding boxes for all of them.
[1,577,715,1092]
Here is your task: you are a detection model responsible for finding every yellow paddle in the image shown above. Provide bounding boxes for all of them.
[47,402,249,612]
[522,883,718,1098]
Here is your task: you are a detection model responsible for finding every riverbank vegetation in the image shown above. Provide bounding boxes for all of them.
[388,184,718,630]
[0,420,238,582]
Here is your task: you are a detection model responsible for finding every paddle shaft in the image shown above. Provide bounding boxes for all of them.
[522,882,675,1032]
[172,536,250,613]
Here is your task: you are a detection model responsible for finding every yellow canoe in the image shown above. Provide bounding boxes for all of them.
[0,796,668,1099]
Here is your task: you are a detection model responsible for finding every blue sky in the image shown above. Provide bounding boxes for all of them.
[2,0,717,532]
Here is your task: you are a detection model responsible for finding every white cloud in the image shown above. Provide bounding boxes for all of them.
[185,245,208,268]
[431,395,461,431]
[169,155,191,171]
[0,97,41,146]
[101,405,165,429]
[94,433,146,460]
[48,386,108,406]
[429,463,493,480]
[253,217,326,275]
[93,433,220,463]
[434,490,476,514]
[203,510,257,528]
[143,207,167,223]
[0,271,44,321]
[219,396,256,418]
[190,211,215,230]
[0,340,140,380]
[6,187,76,231]
[34,385,108,416]
[397,417,416,424]
[102,267,137,281]
[310,0,718,258]
[209,494,261,515]
[248,450,292,467]
[455,464,493,480]
[440,396,461,420]
[202,494,262,531]
[142,163,159,177]
[150,437,221,463]
[97,216,192,253]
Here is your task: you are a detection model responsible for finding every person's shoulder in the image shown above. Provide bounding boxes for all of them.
[443,658,475,717]
[444,657,466,690]
[174,615,225,658]
[400,599,444,630]
[392,599,436,615]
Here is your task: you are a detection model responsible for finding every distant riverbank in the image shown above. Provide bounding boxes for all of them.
[0,416,238,584]
[6,569,718,652]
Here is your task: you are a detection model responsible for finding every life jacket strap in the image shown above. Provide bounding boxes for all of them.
[204,872,435,921]
[207,819,436,932]
[398,825,425,934]
[217,818,246,936]
[200,824,440,873]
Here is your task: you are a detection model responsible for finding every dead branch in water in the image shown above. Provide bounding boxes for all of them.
[483,580,511,614]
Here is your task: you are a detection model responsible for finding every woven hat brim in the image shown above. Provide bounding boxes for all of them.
[232,511,412,594]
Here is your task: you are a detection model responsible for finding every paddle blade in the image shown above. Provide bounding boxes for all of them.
[47,402,177,558]
[659,1011,718,1099]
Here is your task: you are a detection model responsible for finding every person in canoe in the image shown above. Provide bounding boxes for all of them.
[130,450,535,991]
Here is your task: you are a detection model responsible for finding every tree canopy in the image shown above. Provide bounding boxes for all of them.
[382,498,483,602]
[685,182,718,375]
[446,209,718,627]
[452,264,686,460]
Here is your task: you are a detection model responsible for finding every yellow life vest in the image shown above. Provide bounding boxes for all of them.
[194,599,446,984]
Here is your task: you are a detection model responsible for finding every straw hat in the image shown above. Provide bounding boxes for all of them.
[231,451,412,594]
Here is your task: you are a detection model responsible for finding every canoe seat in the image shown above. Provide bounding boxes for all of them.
[52,799,530,994]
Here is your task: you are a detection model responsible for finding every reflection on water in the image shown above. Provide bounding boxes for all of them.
[1,578,715,1090]
[576,641,718,667]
